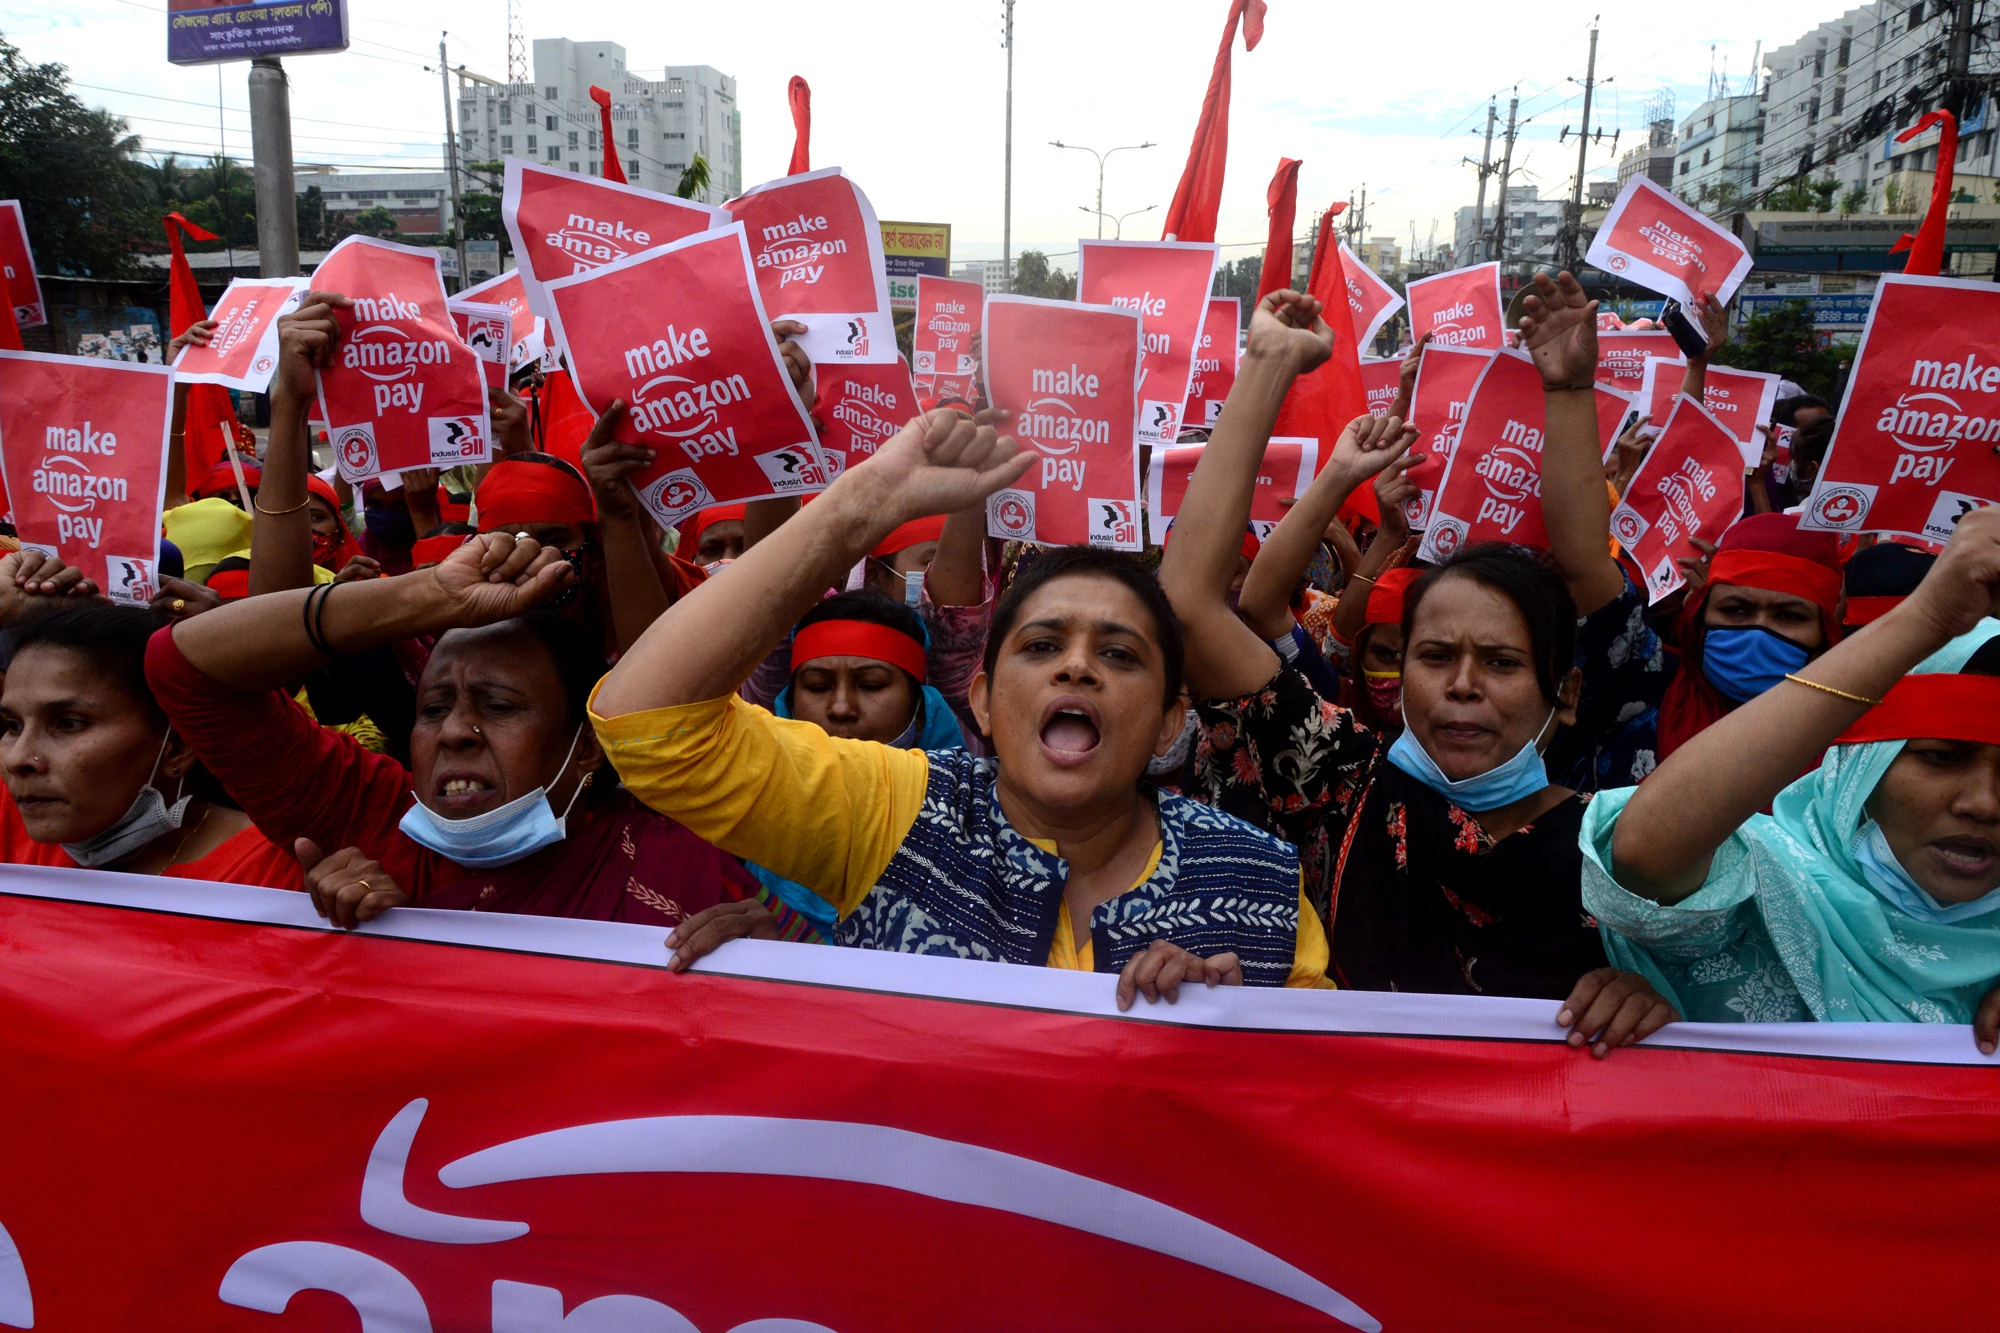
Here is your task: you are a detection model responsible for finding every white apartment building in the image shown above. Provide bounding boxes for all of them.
[1674,95,1765,213]
[456,39,741,204]
[1618,118,1677,192]
[1453,184,1564,272]
[293,168,452,235]
[953,260,1014,294]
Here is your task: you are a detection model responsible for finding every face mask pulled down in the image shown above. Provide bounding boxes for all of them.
[1386,704,1557,812]
[398,723,590,868]
[63,734,192,869]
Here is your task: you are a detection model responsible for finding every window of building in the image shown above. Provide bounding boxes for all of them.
[1872,70,1882,92]
[501,135,513,152]
[1680,160,1690,176]
[589,162,600,176]
[1750,164,1760,188]
[587,129,597,149]
[527,134,537,151]
[1905,54,1919,77]
[569,162,579,173]
[1838,37,1851,67]
[1702,148,1712,165]
[1813,52,1824,77]
[1833,87,1845,114]
[568,130,578,149]
[1706,114,1716,129]
[548,145,560,162]
[545,85,558,100]
[500,103,512,125]
[627,128,639,151]
[1809,97,1820,124]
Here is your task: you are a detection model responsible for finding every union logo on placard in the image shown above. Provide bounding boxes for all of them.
[1808,483,1873,529]
[990,489,1035,539]
[1088,498,1138,548]
[1429,516,1467,558]
[1612,507,1648,546]
[1606,253,1630,272]
[335,424,378,476]
[252,356,275,375]
[641,468,710,525]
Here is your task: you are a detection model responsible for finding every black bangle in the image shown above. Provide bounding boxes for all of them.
[302,584,337,658]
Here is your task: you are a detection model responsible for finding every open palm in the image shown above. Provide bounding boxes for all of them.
[1517,270,1598,387]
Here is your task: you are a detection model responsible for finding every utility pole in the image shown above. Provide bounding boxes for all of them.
[1946,0,1977,118]
[1488,92,1519,267]
[1561,20,1601,273]
[439,35,466,293]
[1465,99,1497,263]
[247,58,298,277]
[1002,0,1015,294]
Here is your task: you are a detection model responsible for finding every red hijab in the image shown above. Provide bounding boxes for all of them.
[307,475,362,575]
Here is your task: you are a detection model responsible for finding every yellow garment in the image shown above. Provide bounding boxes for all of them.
[163,497,254,584]
[294,688,387,754]
[593,690,1329,986]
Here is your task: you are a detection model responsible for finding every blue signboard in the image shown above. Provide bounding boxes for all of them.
[168,0,349,65]
[1737,292,1875,329]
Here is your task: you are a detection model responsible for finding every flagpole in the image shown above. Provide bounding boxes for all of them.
[1002,0,1015,294]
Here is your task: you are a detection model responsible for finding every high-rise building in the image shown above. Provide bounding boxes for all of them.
[1453,184,1564,272]
[456,39,741,204]
[953,260,1013,294]
[1617,116,1678,192]
[1673,95,1765,214]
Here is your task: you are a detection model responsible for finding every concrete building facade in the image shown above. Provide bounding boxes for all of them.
[1673,94,1765,214]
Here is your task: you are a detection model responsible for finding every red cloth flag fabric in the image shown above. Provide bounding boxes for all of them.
[1076,239,1220,446]
[787,76,812,176]
[1404,262,1505,351]
[588,86,626,184]
[812,356,921,478]
[1611,393,1750,602]
[1274,206,1374,518]
[1160,0,1267,243]
[170,277,309,393]
[1359,356,1401,417]
[1891,110,1957,277]
[0,200,46,328]
[1148,436,1316,540]
[723,167,895,369]
[981,294,1143,548]
[1587,174,1754,307]
[163,212,240,487]
[1255,156,1302,300]
[912,275,983,378]
[1187,297,1240,430]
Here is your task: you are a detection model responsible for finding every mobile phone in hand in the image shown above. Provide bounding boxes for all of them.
[1659,299,1711,360]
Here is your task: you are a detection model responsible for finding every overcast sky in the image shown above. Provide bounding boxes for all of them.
[18,0,1846,264]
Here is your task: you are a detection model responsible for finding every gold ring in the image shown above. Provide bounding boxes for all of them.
[355,879,371,895]
[171,598,186,613]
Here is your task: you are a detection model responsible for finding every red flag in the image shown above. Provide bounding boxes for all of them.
[787,76,812,176]
[1890,109,1957,277]
[1275,204,1376,520]
[164,212,236,486]
[1255,156,1301,300]
[589,86,626,185]
[1159,0,1267,244]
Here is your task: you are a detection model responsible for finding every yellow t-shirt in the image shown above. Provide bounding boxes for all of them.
[592,690,1329,986]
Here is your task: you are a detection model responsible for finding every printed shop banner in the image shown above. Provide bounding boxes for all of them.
[3,868,1998,1331]
[1147,436,1317,541]
[1634,359,1778,467]
[547,224,825,528]
[0,352,170,604]
[312,236,491,483]
[1802,274,2000,542]
[723,167,897,369]
[1076,238,1220,447]
[1336,242,1404,353]
[449,301,514,390]
[1594,329,1678,395]
[0,201,45,328]
[1359,357,1401,417]
[912,275,983,378]
[813,356,920,478]
[982,295,1143,549]
[1401,344,1493,528]
[1187,297,1240,429]
[1611,393,1749,603]
[1404,262,1503,351]
[169,276,310,393]
[502,158,725,333]
[1586,175,1754,308]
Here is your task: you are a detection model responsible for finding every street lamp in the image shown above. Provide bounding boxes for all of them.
[1079,203,1156,240]
[1050,139,1155,238]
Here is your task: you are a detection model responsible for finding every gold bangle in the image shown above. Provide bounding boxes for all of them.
[1541,381,1596,393]
[252,495,311,515]
[1782,673,1882,707]
[1347,572,1376,585]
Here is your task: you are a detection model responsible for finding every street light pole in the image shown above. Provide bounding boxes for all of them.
[1079,203,1157,240]
[1050,139,1155,239]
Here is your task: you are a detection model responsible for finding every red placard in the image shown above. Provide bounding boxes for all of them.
[1635,359,1779,468]
[0,201,46,328]
[1147,436,1317,540]
[1595,329,1678,394]
[1587,175,1754,307]
[0,352,169,603]
[456,268,531,326]
[546,224,824,528]
[813,356,920,478]
[1186,297,1240,430]
[913,275,983,378]
[502,157,724,330]
[1337,241,1404,353]
[1404,262,1503,351]
[918,371,980,407]
[1611,394,1749,602]
[981,295,1142,549]
[1417,350,1552,558]
[169,277,309,392]
[1359,357,1401,417]
[1802,274,2000,542]
[1402,345,1494,528]
[449,301,514,390]
[1770,422,1797,485]
[1635,356,1686,436]
[1077,239,1220,446]
[723,167,895,368]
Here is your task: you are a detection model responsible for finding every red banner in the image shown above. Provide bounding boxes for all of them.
[1402,345,1493,528]
[1187,297,1240,430]
[1637,361,1784,469]
[912,276,983,379]
[813,356,920,478]
[1403,262,1503,351]
[546,224,825,528]
[0,352,169,603]
[312,237,491,483]
[1077,239,1221,447]
[2,867,1997,1330]
[449,302,514,391]
[1147,436,1316,540]
[1587,175,1754,307]
[1359,357,1401,417]
[0,201,45,328]
[722,167,895,368]
[981,295,1143,549]
[1594,329,1678,395]
[1801,274,2000,542]
[1610,394,1748,602]
[1336,242,1404,353]
[166,277,309,393]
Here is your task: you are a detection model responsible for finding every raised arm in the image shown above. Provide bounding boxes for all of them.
[1675,292,1728,402]
[1518,270,1625,615]
[1323,462,1419,652]
[577,399,674,653]
[250,292,345,596]
[926,501,989,608]
[1387,331,1430,423]
[1612,507,2000,905]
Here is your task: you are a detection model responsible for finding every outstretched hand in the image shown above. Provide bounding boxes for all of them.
[1246,289,1336,374]
[1517,270,1599,388]
[849,405,1031,531]
[428,531,573,627]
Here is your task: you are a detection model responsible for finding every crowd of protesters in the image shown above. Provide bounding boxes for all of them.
[4,264,1999,1059]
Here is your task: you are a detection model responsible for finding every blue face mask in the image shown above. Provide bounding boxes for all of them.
[1852,818,2000,925]
[1701,625,1812,703]
[1385,706,1557,812]
[397,725,589,868]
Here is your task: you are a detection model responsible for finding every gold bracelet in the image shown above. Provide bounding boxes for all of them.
[1347,572,1376,585]
[1541,381,1596,393]
[1782,673,1882,707]
[252,495,311,516]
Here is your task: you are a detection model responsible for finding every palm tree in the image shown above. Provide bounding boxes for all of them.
[675,153,710,201]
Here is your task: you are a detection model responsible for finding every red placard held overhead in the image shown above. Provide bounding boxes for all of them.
[1404,263,1504,351]
[1076,239,1220,447]
[448,301,514,390]
[1360,357,1402,417]
[1337,241,1405,353]
[1696,364,1782,466]
[1595,329,1678,394]
[502,158,724,330]
[813,356,920,479]
[311,236,492,483]
[0,352,171,603]
[1148,436,1317,541]
[1185,297,1240,430]
[546,224,824,529]
[1802,274,2000,542]
[1635,356,1686,436]
[455,268,532,327]
[0,201,46,328]
[1587,175,1754,307]
[1402,345,1494,528]
[1610,394,1749,603]
[981,295,1143,549]
[170,277,310,393]
[912,275,983,378]
[724,167,895,368]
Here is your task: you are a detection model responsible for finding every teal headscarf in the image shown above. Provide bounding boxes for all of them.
[1582,617,2000,1025]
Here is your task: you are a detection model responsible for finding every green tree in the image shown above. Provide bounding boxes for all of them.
[0,33,151,277]
[1212,252,1263,298]
[345,205,400,239]
[1839,184,1868,215]
[174,154,258,250]
[1012,248,1075,299]
[459,191,502,241]
[676,153,710,201]
[296,184,329,249]
[1709,298,1846,401]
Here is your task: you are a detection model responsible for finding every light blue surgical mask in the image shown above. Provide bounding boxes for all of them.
[1701,625,1812,704]
[397,724,590,868]
[1852,818,2000,925]
[62,733,191,868]
[1386,705,1557,812]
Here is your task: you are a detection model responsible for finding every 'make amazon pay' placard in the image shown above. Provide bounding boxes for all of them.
[724,167,896,369]
[170,276,310,393]
[1611,393,1748,603]
[1077,239,1220,447]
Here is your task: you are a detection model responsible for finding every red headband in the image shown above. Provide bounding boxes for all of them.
[205,567,251,601]
[681,503,747,552]
[792,620,928,682]
[306,474,341,509]
[412,533,471,567]
[871,514,947,561]
[1707,549,1842,613]
[193,461,261,498]
[1836,675,2000,748]
[476,461,594,532]
[1843,595,1904,626]
[1366,567,1422,626]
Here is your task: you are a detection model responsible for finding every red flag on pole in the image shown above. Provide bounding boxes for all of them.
[589,87,626,185]
[164,212,236,486]
[787,76,812,176]
[1255,156,1301,300]
[1275,203,1376,521]
[1890,109,1956,277]
[1159,0,1267,244]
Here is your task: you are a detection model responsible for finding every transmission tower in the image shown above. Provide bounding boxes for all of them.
[507,0,527,89]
